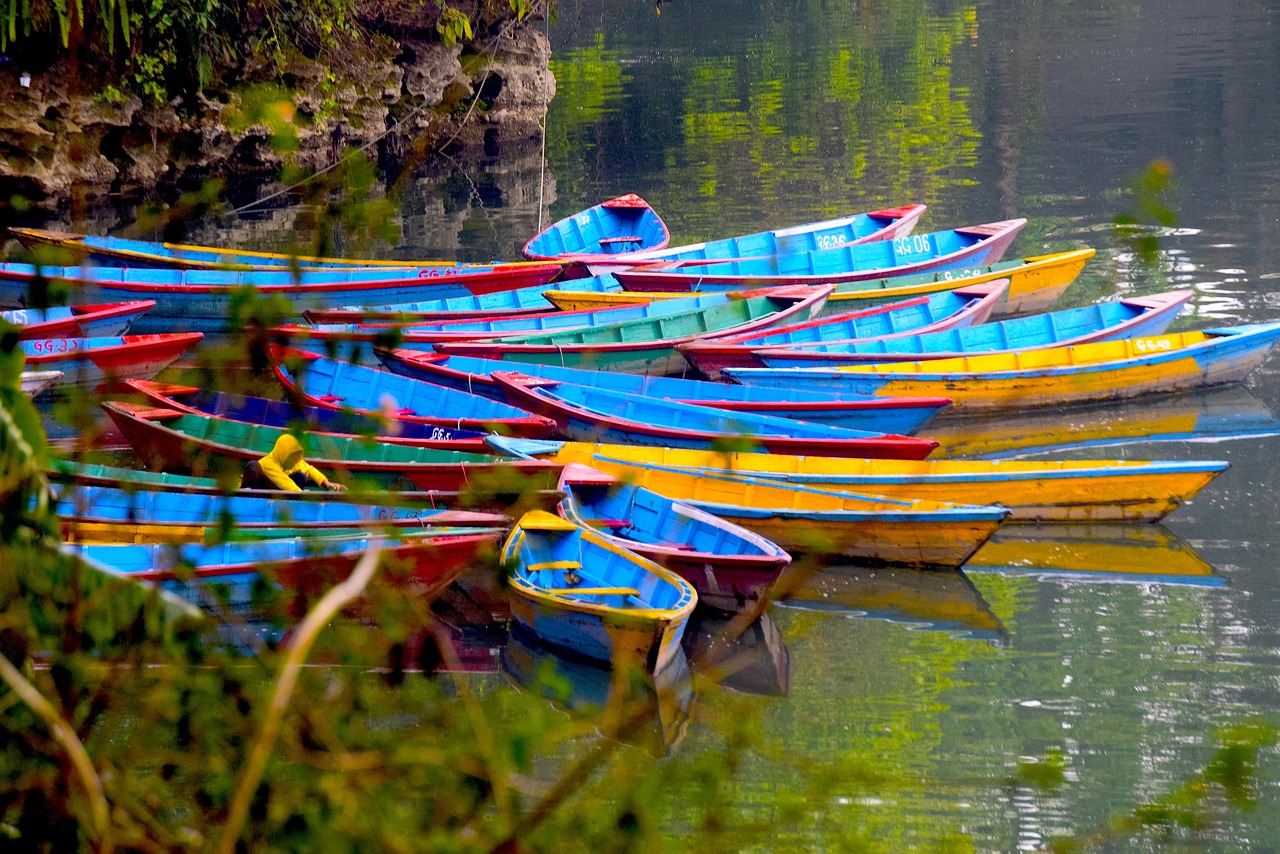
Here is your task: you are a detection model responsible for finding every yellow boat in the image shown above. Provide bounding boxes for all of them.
[723,323,1280,413]
[542,249,1094,318]
[510,452,1009,569]
[534,441,1228,523]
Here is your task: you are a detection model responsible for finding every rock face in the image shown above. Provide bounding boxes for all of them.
[0,25,554,208]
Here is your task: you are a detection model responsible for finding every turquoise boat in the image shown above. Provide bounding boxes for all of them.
[752,289,1192,368]
[375,349,950,435]
[502,510,697,671]
[434,285,832,374]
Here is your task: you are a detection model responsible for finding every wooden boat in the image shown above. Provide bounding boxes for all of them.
[434,285,832,375]
[302,273,626,324]
[55,483,508,545]
[523,440,1228,523]
[502,510,697,671]
[776,564,1008,643]
[544,248,1095,320]
[7,226,482,270]
[20,370,62,396]
[22,333,202,391]
[610,218,1027,292]
[927,384,1280,459]
[72,530,499,608]
[278,292,735,346]
[966,524,1222,587]
[3,301,155,339]
[489,372,939,460]
[493,444,1008,568]
[50,459,568,512]
[677,280,1008,379]
[0,261,569,333]
[752,289,1193,368]
[125,379,495,453]
[270,345,558,438]
[376,350,951,435]
[556,463,791,613]
[101,400,565,492]
[565,203,928,268]
[722,323,1280,413]
[522,194,671,260]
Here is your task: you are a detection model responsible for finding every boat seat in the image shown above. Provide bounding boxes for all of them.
[543,587,640,598]
[526,559,582,573]
[599,236,643,246]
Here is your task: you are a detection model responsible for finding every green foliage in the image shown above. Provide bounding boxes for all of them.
[1114,159,1179,266]
[436,1,474,47]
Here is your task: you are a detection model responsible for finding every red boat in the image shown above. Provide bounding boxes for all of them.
[102,400,566,492]
[23,333,202,392]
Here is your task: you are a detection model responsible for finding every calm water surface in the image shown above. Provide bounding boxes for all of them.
[25,0,1280,849]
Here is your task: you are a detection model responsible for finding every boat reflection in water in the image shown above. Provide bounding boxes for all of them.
[500,622,694,755]
[928,384,1280,460]
[965,524,1223,587]
[773,561,1009,644]
[682,609,792,697]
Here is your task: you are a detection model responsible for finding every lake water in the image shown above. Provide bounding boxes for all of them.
[21,0,1280,849]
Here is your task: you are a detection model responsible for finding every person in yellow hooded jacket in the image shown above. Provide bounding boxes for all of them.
[240,434,347,492]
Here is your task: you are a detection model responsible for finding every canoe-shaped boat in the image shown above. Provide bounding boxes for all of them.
[73,530,499,608]
[545,248,1094,320]
[22,333,202,391]
[582,204,927,269]
[302,273,626,324]
[610,219,1027,291]
[678,280,1008,379]
[753,289,1192,368]
[0,262,568,333]
[966,524,1222,587]
[279,292,735,346]
[502,510,697,670]
[523,440,1229,523]
[434,285,833,375]
[494,454,1007,569]
[270,345,558,438]
[523,194,671,260]
[376,349,951,435]
[50,459,568,512]
[101,400,565,492]
[776,564,1008,643]
[927,384,1280,460]
[56,483,508,544]
[489,372,938,460]
[20,370,62,396]
[556,463,791,613]
[125,379,495,453]
[3,301,155,339]
[722,323,1280,413]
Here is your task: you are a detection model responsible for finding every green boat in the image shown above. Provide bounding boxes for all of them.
[434,285,831,375]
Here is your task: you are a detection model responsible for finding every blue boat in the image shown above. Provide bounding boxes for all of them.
[55,483,507,540]
[522,194,671,260]
[302,273,625,324]
[488,371,938,459]
[70,530,499,609]
[556,463,790,613]
[3,301,154,338]
[270,346,557,437]
[611,218,1027,291]
[677,280,1008,379]
[502,510,697,670]
[126,379,492,449]
[0,260,568,333]
[375,349,950,435]
[287,291,736,346]
[752,289,1192,368]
